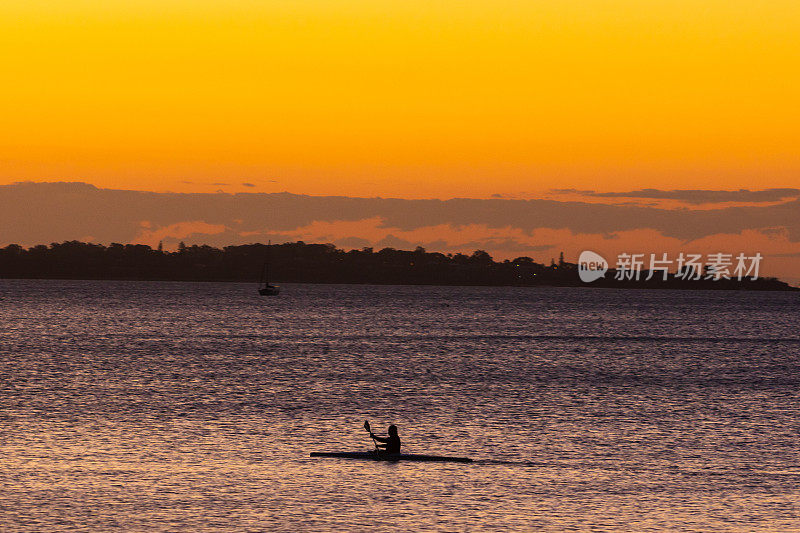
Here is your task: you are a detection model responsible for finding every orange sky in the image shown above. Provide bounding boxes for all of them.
[2,0,799,198]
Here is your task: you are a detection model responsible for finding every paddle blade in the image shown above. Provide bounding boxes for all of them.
[364,420,370,432]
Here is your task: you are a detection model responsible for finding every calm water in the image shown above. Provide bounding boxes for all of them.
[1,280,799,532]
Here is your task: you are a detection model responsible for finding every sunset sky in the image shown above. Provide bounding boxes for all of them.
[2,0,799,198]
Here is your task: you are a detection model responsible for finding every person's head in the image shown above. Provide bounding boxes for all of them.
[388,424,398,436]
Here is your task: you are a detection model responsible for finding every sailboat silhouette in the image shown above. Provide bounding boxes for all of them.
[258,241,280,296]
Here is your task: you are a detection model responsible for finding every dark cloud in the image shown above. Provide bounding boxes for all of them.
[588,188,800,204]
[241,182,256,188]
[1,182,799,248]
[332,237,551,256]
[424,240,448,251]
[336,236,372,249]
[442,238,553,254]
[759,227,788,237]
[525,243,555,252]
[376,234,416,249]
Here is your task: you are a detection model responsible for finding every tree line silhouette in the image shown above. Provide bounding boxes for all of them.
[0,240,794,290]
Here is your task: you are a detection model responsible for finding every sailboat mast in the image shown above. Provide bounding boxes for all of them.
[264,240,271,285]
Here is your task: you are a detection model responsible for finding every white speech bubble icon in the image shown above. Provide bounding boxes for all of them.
[578,250,608,282]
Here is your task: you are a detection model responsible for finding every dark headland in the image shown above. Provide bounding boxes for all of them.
[0,241,796,290]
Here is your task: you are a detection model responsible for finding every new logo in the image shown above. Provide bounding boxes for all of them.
[578,250,608,283]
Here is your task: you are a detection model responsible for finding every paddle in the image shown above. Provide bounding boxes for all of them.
[364,420,379,450]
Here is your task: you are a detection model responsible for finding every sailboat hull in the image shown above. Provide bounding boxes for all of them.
[259,285,280,296]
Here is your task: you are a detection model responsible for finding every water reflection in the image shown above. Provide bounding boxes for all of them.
[0,281,798,531]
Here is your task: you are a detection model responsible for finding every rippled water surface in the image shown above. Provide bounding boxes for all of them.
[1,280,799,531]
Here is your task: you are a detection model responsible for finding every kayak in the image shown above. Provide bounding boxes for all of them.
[310,451,472,463]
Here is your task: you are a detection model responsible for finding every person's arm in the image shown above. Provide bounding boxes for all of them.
[370,433,388,443]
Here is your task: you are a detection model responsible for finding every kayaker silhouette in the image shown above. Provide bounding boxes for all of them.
[368,423,402,454]
[309,421,471,462]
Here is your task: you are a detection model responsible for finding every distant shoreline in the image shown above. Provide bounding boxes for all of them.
[1,278,798,292]
[1,241,797,291]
